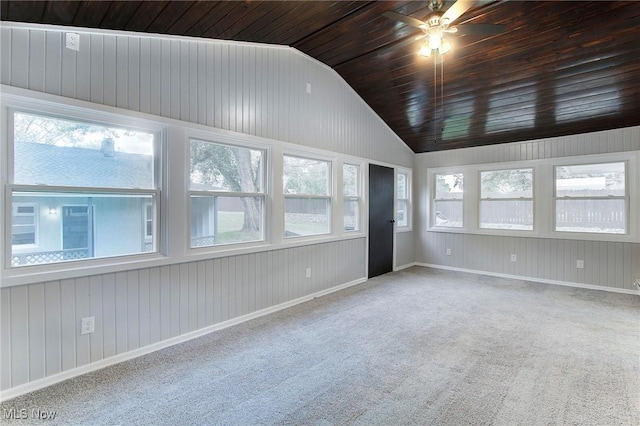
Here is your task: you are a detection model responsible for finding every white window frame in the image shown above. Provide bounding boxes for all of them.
[427,151,639,242]
[342,162,363,233]
[431,170,465,229]
[553,160,629,235]
[0,86,380,287]
[3,96,164,278]
[188,138,267,249]
[282,153,333,239]
[396,168,412,231]
[479,167,534,231]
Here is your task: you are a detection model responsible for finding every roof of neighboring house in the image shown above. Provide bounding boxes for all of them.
[14,142,154,189]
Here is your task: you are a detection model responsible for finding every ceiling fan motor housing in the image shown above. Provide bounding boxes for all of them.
[426,13,443,28]
[428,0,445,12]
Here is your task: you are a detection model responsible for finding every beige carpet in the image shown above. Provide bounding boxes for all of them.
[2,266,639,425]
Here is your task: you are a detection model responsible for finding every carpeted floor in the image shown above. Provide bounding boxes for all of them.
[2,266,639,425]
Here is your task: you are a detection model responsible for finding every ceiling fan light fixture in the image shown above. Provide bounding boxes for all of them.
[429,33,442,50]
[440,38,452,54]
[418,43,432,57]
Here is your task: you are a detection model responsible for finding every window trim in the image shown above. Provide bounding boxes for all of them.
[553,160,629,235]
[3,94,166,277]
[431,170,465,230]
[282,153,333,239]
[187,138,267,250]
[478,167,535,232]
[427,151,639,243]
[0,85,385,287]
[395,168,412,232]
[343,162,362,233]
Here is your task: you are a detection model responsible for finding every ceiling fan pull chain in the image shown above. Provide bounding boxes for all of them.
[441,57,444,137]
[434,57,438,144]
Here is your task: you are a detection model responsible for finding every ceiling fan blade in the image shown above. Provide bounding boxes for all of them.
[455,23,505,35]
[442,0,475,24]
[382,11,427,29]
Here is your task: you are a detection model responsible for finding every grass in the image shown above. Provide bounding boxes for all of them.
[209,212,329,243]
[214,212,262,244]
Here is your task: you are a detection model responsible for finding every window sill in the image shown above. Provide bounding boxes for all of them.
[1,233,368,288]
[1,252,168,288]
[426,226,639,243]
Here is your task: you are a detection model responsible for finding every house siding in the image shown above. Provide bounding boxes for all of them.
[0,23,408,396]
[416,126,640,291]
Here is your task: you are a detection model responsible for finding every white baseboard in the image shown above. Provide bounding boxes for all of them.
[416,263,639,295]
[394,262,417,272]
[0,276,368,402]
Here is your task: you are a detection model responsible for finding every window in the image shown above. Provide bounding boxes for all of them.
[396,171,410,228]
[343,163,361,232]
[480,168,533,230]
[434,173,463,228]
[12,203,37,246]
[189,140,265,247]
[555,162,626,234]
[427,151,637,242]
[10,111,159,267]
[143,202,154,252]
[283,155,331,237]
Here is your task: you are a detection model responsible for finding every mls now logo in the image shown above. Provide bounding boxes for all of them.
[3,408,28,419]
[32,408,57,420]
[2,407,57,420]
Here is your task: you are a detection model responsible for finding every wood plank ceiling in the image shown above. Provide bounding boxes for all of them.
[2,0,639,153]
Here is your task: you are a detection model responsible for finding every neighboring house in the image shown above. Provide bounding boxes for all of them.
[11,142,169,266]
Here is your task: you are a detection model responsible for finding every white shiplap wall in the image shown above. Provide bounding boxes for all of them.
[395,231,415,269]
[0,23,409,397]
[0,238,366,392]
[0,23,413,167]
[416,126,640,292]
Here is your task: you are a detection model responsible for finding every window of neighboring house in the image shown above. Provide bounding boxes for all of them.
[189,139,265,247]
[434,172,464,228]
[143,202,154,252]
[283,155,331,237]
[480,168,533,230]
[10,111,159,267]
[12,203,37,246]
[554,162,627,234]
[343,163,361,232]
[396,171,411,229]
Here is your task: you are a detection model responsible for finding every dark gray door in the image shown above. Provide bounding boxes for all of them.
[368,164,394,278]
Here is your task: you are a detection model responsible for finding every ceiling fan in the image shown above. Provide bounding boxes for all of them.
[383,0,505,58]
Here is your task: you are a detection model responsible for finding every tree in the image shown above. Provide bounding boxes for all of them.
[14,112,119,147]
[481,169,532,197]
[190,141,262,232]
[436,173,463,198]
[283,157,328,195]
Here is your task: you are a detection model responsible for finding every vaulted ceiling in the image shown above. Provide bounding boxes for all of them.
[2,1,639,153]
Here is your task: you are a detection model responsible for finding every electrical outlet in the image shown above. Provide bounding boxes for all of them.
[446,248,452,256]
[81,316,95,335]
[576,260,584,269]
[305,267,311,278]
[306,82,312,94]
[65,32,80,51]
[510,254,517,262]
